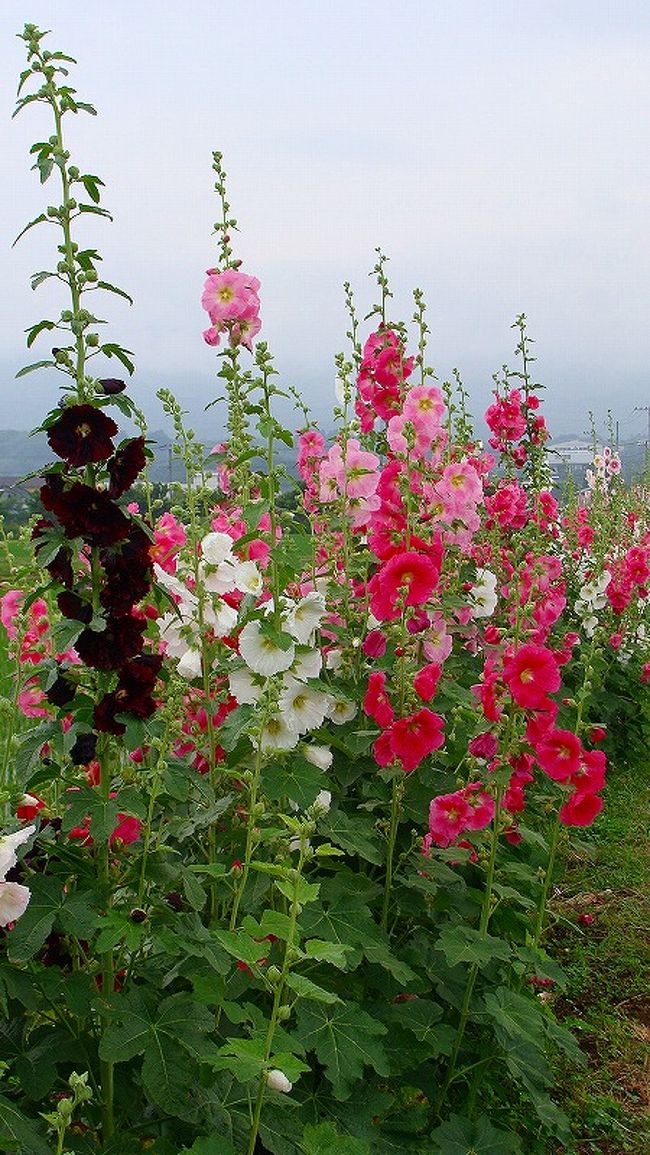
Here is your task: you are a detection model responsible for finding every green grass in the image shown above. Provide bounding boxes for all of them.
[551,757,650,1154]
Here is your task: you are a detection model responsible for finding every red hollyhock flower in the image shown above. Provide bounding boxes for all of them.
[534,728,582,782]
[559,790,603,827]
[368,550,440,622]
[570,748,607,793]
[428,790,474,847]
[384,708,445,773]
[47,403,118,466]
[108,436,147,499]
[503,643,561,710]
[57,591,93,623]
[462,784,496,831]
[363,671,394,728]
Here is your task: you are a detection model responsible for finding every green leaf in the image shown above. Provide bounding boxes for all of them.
[301,1122,371,1155]
[181,1140,236,1155]
[0,1094,52,1155]
[96,280,133,304]
[387,997,443,1043]
[212,929,272,966]
[483,986,546,1052]
[431,1113,522,1154]
[242,909,295,942]
[25,317,55,344]
[294,1000,389,1100]
[12,213,49,247]
[7,875,63,962]
[61,784,120,846]
[261,756,325,809]
[100,342,135,375]
[275,876,320,907]
[304,939,355,969]
[286,973,341,1004]
[15,360,54,378]
[319,809,383,865]
[436,925,512,969]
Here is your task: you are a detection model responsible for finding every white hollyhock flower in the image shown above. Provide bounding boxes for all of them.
[302,744,333,770]
[228,667,264,705]
[266,1068,292,1093]
[326,697,357,724]
[0,881,31,927]
[260,716,300,751]
[325,648,343,671]
[201,531,235,565]
[177,648,202,680]
[279,676,329,735]
[158,607,196,659]
[283,592,326,645]
[153,564,198,609]
[468,569,498,619]
[291,648,322,682]
[206,598,239,638]
[238,621,295,677]
[0,826,36,879]
[313,790,332,814]
[232,560,263,597]
[202,561,238,596]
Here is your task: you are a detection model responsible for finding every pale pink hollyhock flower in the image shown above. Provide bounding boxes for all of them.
[0,826,36,878]
[18,684,50,718]
[0,881,31,927]
[402,384,446,430]
[0,590,24,639]
[423,615,453,665]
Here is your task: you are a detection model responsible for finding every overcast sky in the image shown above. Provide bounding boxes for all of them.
[1,0,649,443]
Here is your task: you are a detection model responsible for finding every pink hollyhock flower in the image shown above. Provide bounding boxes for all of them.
[151,513,187,574]
[363,672,394,728]
[559,790,603,827]
[369,551,440,622]
[413,663,441,702]
[434,461,483,516]
[534,728,582,782]
[201,268,260,324]
[423,614,453,665]
[18,683,50,718]
[469,731,498,760]
[503,643,561,710]
[428,791,474,847]
[485,389,527,446]
[1,590,23,639]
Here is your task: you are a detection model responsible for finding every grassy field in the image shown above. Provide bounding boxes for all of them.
[552,756,650,1153]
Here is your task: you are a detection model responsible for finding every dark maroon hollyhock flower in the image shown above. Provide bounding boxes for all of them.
[32,518,74,587]
[75,615,146,670]
[69,731,97,765]
[101,526,153,614]
[108,437,147,499]
[94,654,163,734]
[41,478,130,547]
[97,378,127,395]
[46,670,76,708]
[57,591,93,623]
[47,404,118,466]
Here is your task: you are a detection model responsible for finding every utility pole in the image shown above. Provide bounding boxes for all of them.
[634,406,650,449]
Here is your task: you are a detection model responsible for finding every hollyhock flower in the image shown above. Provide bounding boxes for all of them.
[325,697,357,724]
[485,389,527,446]
[238,620,295,677]
[265,1070,292,1094]
[278,676,329,734]
[201,531,235,565]
[428,791,474,847]
[18,684,50,718]
[151,513,186,573]
[363,629,387,658]
[41,478,130,547]
[570,749,607,793]
[291,648,323,681]
[303,744,333,770]
[413,663,441,702]
[283,592,326,645]
[363,672,395,728]
[0,881,31,927]
[423,615,453,665]
[260,715,300,751]
[469,731,498,760]
[468,569,498,619]
[16,794,45,822]
[177,648,203,681]
[201,268,260,324]
[462,785,496,831]
[435,461,483,516]
[0,826,36,878]
[47,403,118,466]
[228,667,264,705]
[368,551,440,622]
[485,480,528,531]
[503,643,561,710]
[384,708,445,773]
[232,560,263,597]
[76,616,146,670]
[313,790,332,813]
[559,790,604,827]
[107,436,147,499]
[534,728,582,782]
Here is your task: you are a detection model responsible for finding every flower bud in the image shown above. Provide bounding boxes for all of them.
[265,1069,292,1094]
[97,378,127,395]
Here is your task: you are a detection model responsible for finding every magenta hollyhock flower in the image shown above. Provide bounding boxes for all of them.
[570,749,607,793]
[47,404,118,466]
[469,731,499,760]
[362,629,387,658]
[413,663,441,702]
[363,671,394,728]
[503,643,561,710]
[386,708,445,773]
[559,790,604,827]
[428,791,474,847]
[368,550,440,622]
[534,728,582,782]
[462,784,496,831]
